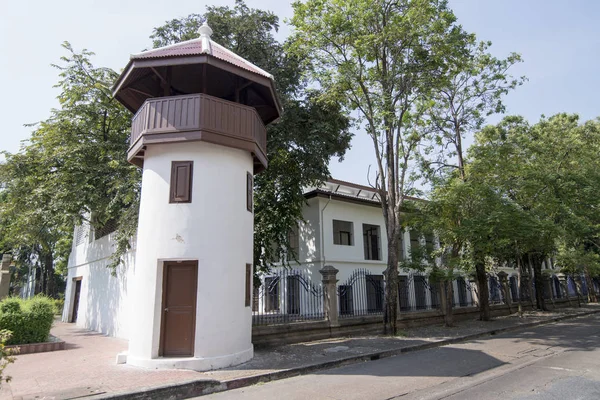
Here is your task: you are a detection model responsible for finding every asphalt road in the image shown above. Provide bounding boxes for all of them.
[199,314,600,400]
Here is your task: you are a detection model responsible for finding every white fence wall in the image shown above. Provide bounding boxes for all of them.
[62,225,135,339]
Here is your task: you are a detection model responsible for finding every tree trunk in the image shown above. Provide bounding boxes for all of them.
[443,279,454,327]
[517,257,526,316]
[584,267,597,303]
[34,265,43,295]
[531,255,547,311]
[383,235,399,335]
[43,252,55,297]
[475,262,490,321]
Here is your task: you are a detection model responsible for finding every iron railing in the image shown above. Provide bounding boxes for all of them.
[338,268,385,318]
[252,269,324,326]
[488,275,503,304]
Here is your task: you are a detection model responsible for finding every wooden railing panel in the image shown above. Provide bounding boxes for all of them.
[130,94,266,157]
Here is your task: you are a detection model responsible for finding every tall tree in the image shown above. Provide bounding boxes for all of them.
[289,0,471,334]
[150,0,352,272]
[469,114,600,310]
[420,39,524,322]
[0,42,138,290]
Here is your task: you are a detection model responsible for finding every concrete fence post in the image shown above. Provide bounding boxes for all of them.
[319,265,339,327]
[0,254,12,300]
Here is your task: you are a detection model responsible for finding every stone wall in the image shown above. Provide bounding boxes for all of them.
[252,299,576,347]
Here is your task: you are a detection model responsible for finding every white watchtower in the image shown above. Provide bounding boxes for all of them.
[113,23,280,371]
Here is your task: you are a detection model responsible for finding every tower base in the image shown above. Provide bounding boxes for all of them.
[126,345,253,371]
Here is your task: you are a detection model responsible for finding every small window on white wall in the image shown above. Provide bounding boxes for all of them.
[288,224,300,259]
[333,220,354,246]
[363,224,381,260]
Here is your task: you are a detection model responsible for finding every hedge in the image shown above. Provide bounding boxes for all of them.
[0,296,55,345]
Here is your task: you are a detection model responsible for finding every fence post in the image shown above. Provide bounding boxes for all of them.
[0,254,12,300]
[497,271,511,313]
[320,265,339,327]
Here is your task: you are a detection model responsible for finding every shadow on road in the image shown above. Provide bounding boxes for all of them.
[316,346,506,377]
[470,316,600,352]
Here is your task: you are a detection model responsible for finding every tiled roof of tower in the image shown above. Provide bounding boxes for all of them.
[129,38,274,80]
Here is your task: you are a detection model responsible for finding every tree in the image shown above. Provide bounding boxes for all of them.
[1,1,351,294]
[422,171,531,321]
[469,114,600,311]
[0,43,137,290]
[150,0,352,272]
[419,39,524,322]
[289,0,471,334]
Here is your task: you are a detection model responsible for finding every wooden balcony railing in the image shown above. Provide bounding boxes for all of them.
[129,93,267,169]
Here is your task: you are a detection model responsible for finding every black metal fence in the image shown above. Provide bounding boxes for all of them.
[488,275,503,304]
[400,273,441,312]
[456,277,477,307]
[339,271,477,317]
[338,268,385,318]
[504,273,593,303]
[252,269,324,326]
[252,268,592,327]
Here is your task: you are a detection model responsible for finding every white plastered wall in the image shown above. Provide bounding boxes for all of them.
[63,226,134,339]
[126,141,254,371]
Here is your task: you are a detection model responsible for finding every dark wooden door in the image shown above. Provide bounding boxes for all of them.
[71,279,82,322]
[160,261,198,357]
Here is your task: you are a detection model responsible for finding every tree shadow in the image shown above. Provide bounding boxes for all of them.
[479,316,600,352]
[315,346,505,378]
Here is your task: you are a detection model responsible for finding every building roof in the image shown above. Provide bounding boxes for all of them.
[128,23,274,80]
[112,22,281,123]
[304,179,425,207]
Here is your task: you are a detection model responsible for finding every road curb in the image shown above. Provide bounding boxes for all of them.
[95,309,600,400]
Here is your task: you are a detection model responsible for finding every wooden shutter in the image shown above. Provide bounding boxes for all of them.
[245,263,252,307]
[170,161,193,203]
[246,172,253,212]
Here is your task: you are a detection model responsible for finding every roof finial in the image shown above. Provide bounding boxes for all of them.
[198,21,213,38]
[198,21,213,55]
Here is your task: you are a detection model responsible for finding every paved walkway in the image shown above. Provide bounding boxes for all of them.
[1,305,598,399]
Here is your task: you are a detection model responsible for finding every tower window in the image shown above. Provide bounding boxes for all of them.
[247,172,253,212]
[170,161,193,203]
[245,264,252,307]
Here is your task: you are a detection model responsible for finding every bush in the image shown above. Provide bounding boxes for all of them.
[0,330,17,385]
[0,296,55,345]
[0,299,21,314]
[53,299,65,316]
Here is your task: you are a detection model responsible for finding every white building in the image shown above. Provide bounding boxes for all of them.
[63,178,482,340]
[65,168,590,357]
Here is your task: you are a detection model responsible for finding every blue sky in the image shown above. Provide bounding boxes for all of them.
[2,1,599,185]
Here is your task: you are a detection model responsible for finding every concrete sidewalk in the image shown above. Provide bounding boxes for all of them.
[2,305,599,400]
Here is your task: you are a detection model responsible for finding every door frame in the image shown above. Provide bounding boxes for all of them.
[159,260,198,357]
[70,276,83,323]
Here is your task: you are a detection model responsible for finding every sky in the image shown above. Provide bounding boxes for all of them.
[1,0,599,185]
